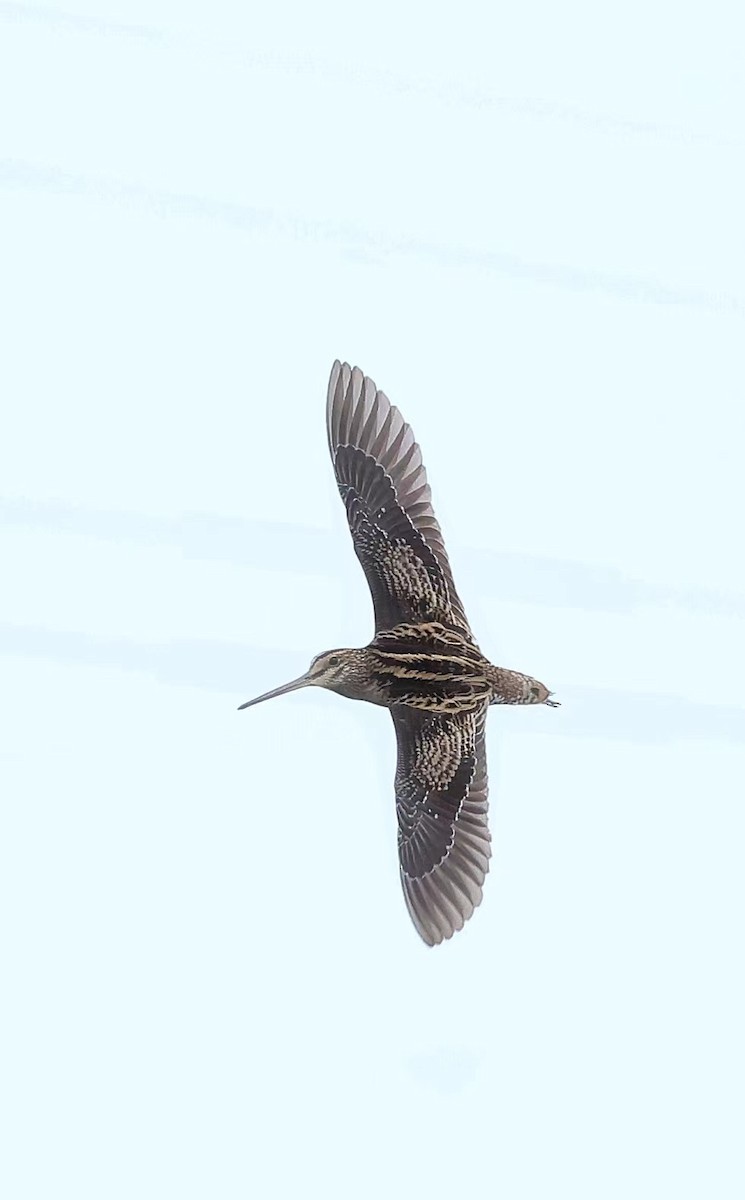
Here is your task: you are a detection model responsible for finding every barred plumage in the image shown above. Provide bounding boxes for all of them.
[239,361,559,946]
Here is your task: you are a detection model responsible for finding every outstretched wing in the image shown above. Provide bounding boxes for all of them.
[327,361,472,637]
[392,705,491,945]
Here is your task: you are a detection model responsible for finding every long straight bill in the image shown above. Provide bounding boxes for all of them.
[237,674,311,711]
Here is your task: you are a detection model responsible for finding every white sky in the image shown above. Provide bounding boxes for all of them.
[1,3,744,1197]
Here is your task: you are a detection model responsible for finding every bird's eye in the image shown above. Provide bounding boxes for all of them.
[328,655,340,667]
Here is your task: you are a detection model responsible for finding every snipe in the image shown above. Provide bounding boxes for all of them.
[240,362,558,945]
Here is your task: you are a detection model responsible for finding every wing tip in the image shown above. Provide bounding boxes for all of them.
[402,859,489,947]
[326,360,406,458]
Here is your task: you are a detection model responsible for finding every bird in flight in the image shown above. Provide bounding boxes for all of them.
[240,362,558,945]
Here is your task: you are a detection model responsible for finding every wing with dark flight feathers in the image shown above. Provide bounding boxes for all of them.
[391,705,491,946]
[326,361,472,637]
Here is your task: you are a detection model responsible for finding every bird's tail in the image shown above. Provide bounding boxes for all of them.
[486,666,558,706]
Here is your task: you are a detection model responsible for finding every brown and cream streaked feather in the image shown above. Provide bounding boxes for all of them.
[392,705,491,945]
[327,362,472,637]
[369,622,492,713]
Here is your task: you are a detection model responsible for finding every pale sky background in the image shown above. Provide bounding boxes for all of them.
[1,3,744,1197]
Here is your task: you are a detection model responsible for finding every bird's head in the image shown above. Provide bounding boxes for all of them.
[238,648,370,710]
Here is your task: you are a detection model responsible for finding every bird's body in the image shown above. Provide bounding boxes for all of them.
[240,361,558,945]
[314,622,550,713]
